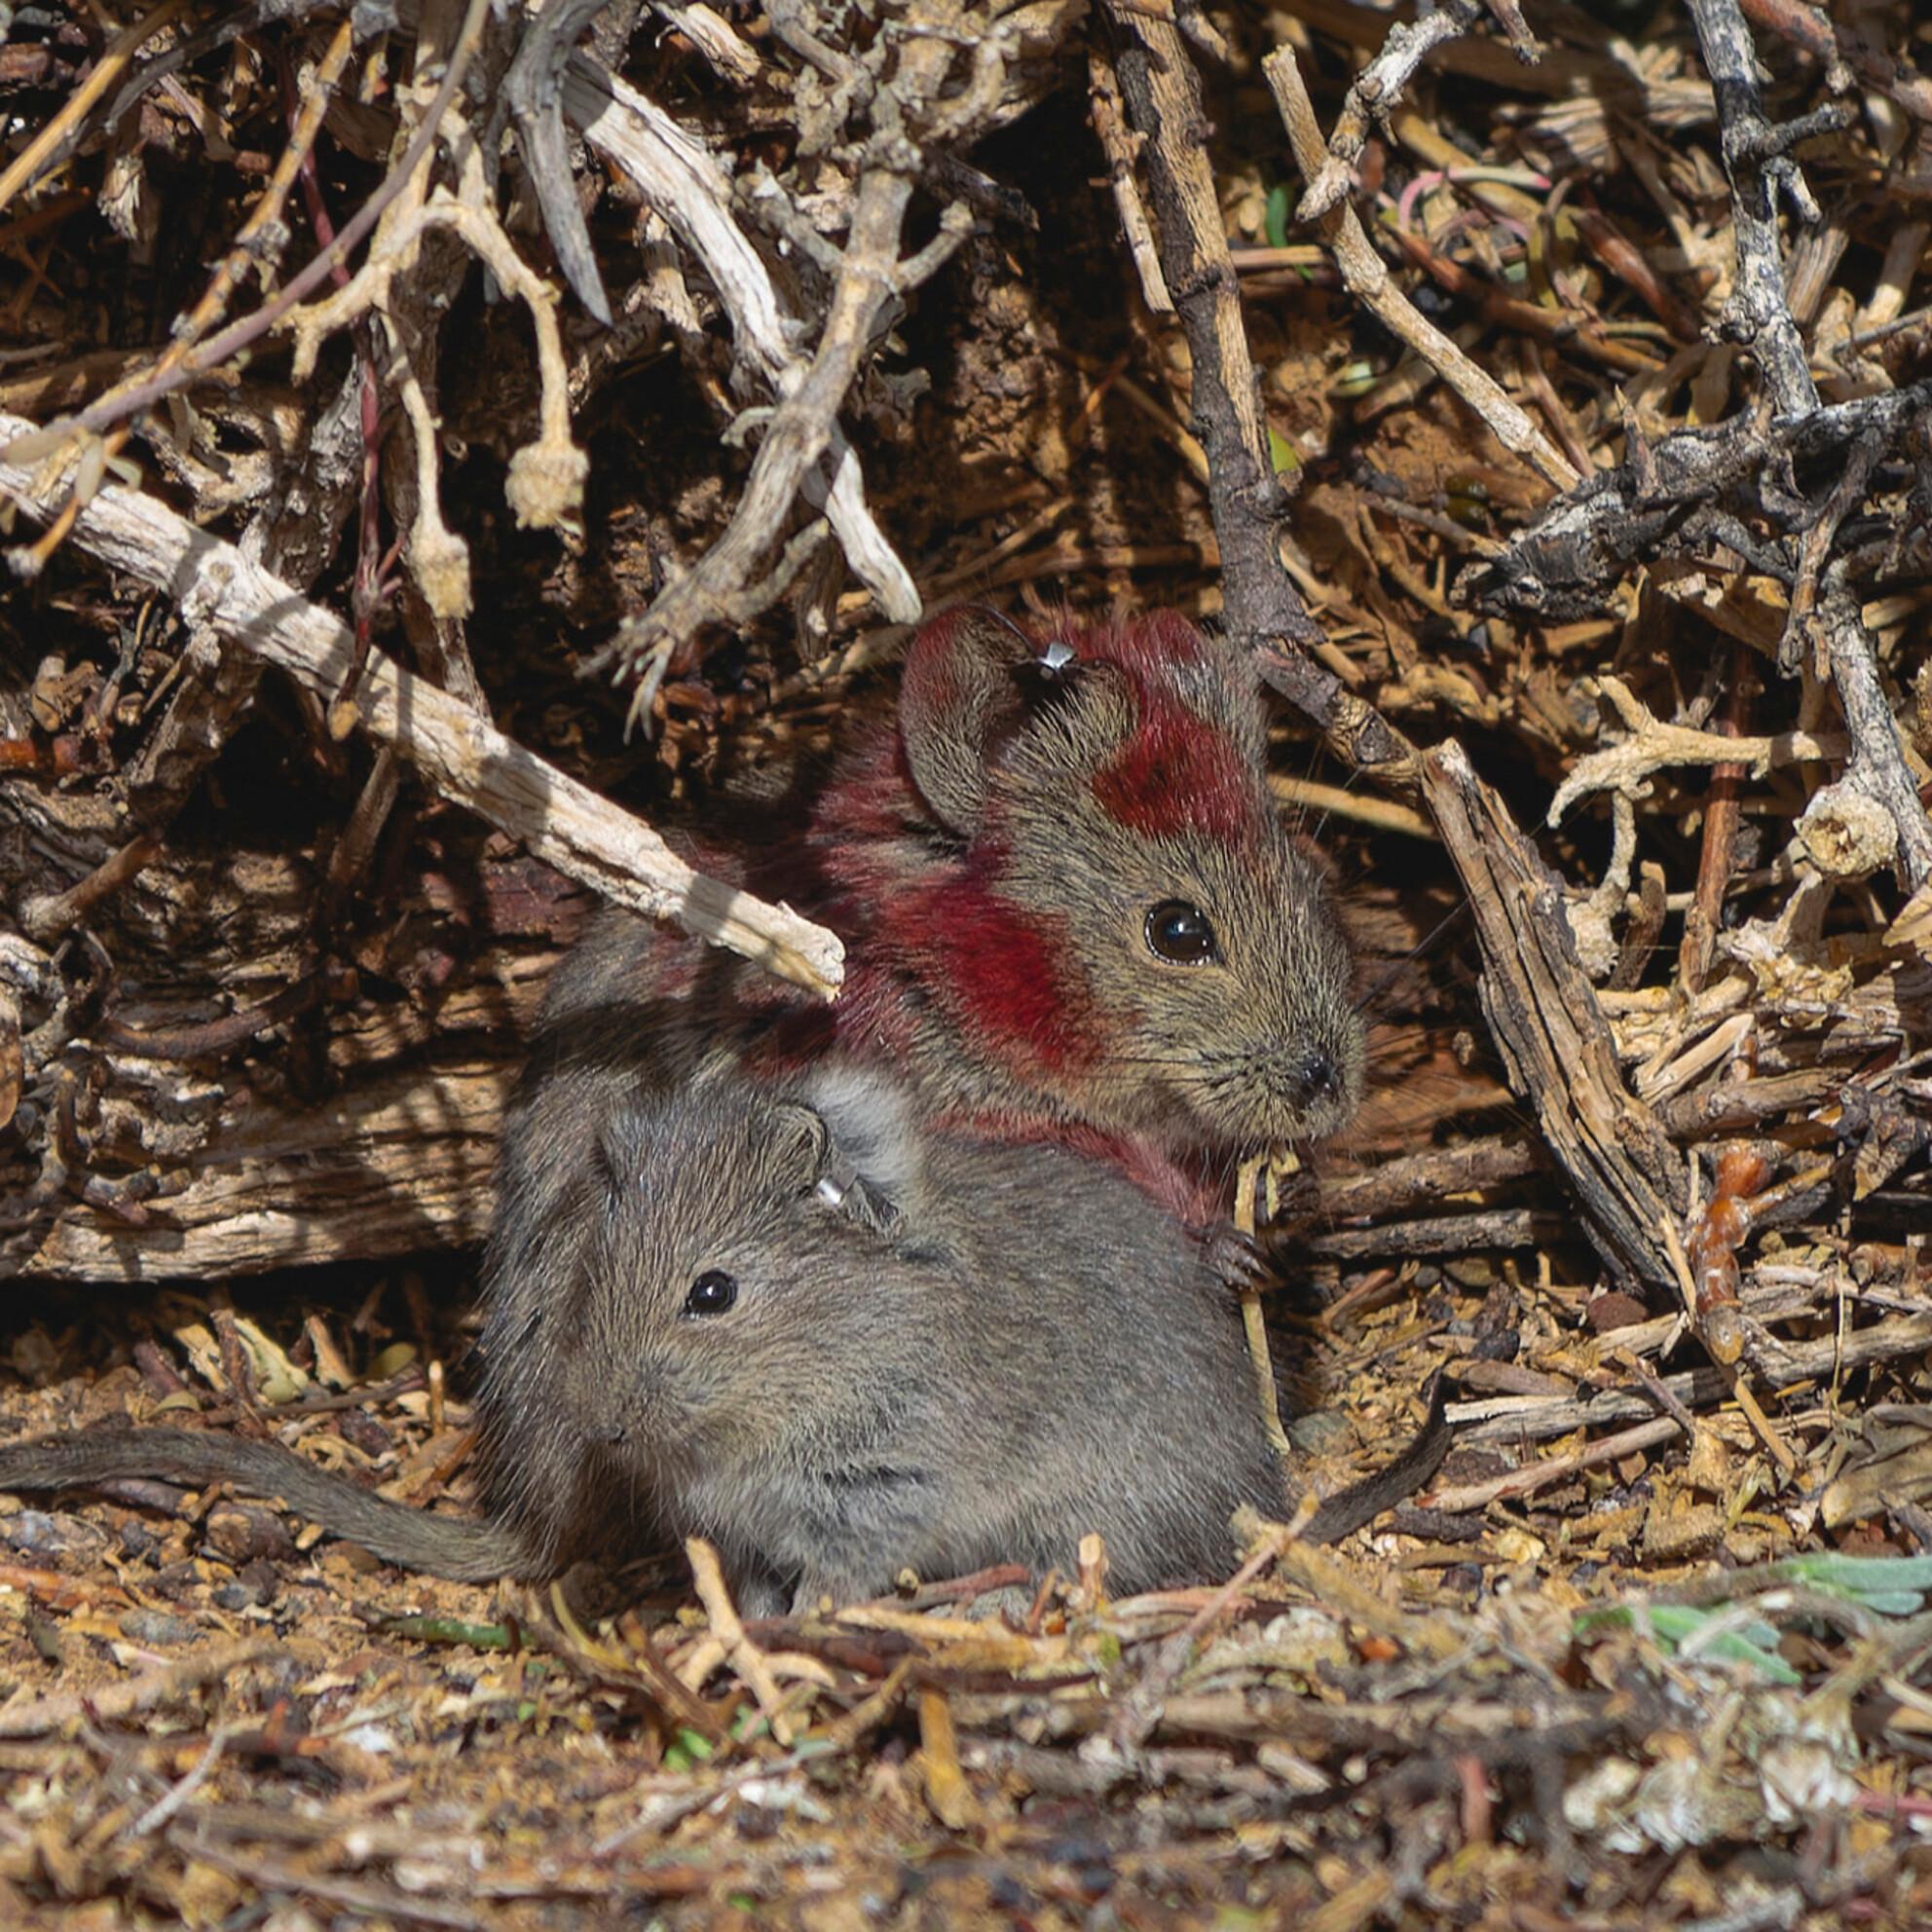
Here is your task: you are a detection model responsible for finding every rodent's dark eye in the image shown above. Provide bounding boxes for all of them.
[1145,901,1218,965]
[683,1270,738,1318]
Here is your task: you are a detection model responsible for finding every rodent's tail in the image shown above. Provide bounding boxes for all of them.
[0,1425,521,1583]
[1301,1372,1455,1544]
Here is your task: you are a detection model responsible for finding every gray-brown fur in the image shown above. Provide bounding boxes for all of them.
[474,1068,1287,1615]
[0,1077,1284,1613]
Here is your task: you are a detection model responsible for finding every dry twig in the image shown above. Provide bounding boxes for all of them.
[1295,0,1541,224]
[564,55,923,642]
[1549,675,1844,827]
[580,13,1035,721]
[1264,40,1580,492]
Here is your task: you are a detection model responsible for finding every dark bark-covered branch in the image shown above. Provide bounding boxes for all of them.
[1103,6,1416,778]
[1686,0,1844,414]
[1421,741,1690,1290]
[1809,578,1932,891]
[504,0,617,326]
[1459,377,1932,622]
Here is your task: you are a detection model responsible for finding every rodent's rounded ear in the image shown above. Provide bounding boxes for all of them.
[898,608,1038,833]
[840,1175,904,1239]
[758,1101,832,1189]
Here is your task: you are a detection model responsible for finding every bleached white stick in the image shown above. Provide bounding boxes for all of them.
[564,55,920,624]
[0,413,844,997]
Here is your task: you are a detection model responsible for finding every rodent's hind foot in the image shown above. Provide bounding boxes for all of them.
[783,1568,890,1619]
[730,1568,796,1622]
[555,1559,629,1623]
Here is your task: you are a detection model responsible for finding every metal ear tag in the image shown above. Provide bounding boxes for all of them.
[1038,638,1076,675]
[815,1175,847,1208]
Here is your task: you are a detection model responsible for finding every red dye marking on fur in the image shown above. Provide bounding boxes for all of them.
[1115,1137,1223,1226]
[802,726,916,849]
[1047,1125,1219,1223]
[1092,687,1256,845]
[746,999,840,1075]
[893,855,1102,1077]
[1086,610,1206,672]
[932,1111,1221,1225]
[899,609,977,724]
[1071,618,1261,847]
[831,954,924,1061]
[754,609,1260,1090]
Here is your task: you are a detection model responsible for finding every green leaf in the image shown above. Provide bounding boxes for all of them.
[1265,184,1290,250]
[1784,1553,1932,1606]
[1572,1602,1799,1684]
[663,1726,715,1773]
[1643,1604,1785,1656]
[378,1614,515,1651]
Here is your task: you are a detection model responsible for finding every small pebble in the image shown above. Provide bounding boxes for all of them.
[3,1509,104,1560]
[118,1608,200,1648]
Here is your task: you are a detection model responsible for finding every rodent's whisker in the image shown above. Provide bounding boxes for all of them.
[1353,894,1475,1019]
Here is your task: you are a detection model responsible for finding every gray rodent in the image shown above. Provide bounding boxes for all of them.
[532,610,1366,1219]
[0,1073,1294,1614]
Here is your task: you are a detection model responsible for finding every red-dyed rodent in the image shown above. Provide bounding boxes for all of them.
[542,608,1365,1215]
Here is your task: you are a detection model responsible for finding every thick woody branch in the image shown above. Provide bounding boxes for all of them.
[1103,8,1414,778]
[0,413,845,998]
[1682,0,1930,887]
[1461,377,1932,620]
[1808,580,1932,892]
[1421,741,1690,1289]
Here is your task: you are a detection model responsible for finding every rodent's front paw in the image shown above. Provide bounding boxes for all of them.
[1202,1224,1279,1295]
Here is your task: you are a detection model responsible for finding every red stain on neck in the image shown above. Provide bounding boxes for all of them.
[1078,619,1259,848]
[938,1111,1224,1226]
[895,846,1102,1077]
[1064,1126,1222,1223]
